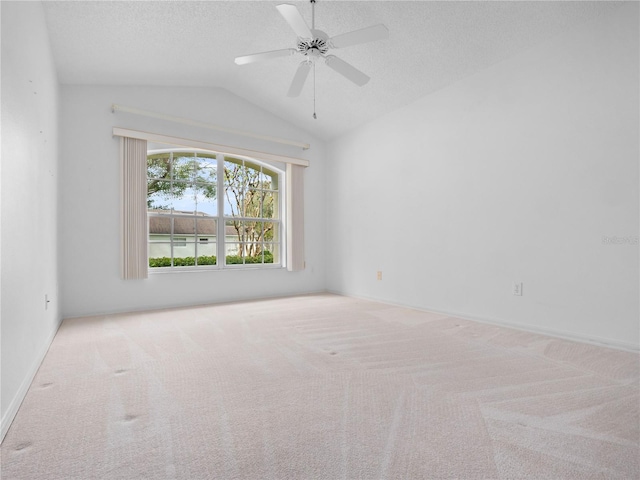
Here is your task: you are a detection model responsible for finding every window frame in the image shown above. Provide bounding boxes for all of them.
[147,147,286,272]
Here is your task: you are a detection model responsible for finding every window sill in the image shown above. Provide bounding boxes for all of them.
[148,264,285,275]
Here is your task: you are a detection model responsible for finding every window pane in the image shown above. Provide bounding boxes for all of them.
[225,219,251,242]
[243,189,261,218]
[261,166,279,191]
[225,243,243,264]
[147,154,171,180]
[149,259,173,268]
[148,182,198,213]
[242,221,260,244]
[258,168,269,189]
[147,180,173,211]
[259,221,277,243]
[149,216,171,240]
[193,185,216,215]
[173,237,189,248]
[224,159,246,186]
[149,243,172,265]
[196,251,217,267]
[264,243,280,264]
[224,220,241,244]
[224,189,241,217]
[273,222,281,244]
[244,243,263,264]
[195,219,217,258]
[194,156,217,216]
[196,217,216,241]
[172,153,195,182]
[172,227,195,265]
[262,191,278,219]
[173,217,195,238]
[245,163,261,189]
[169,183,197,213]
[194,156,217,185]
[234,186,248,217]
[230,190,279,220]
[172,254,197,267]
[224,160,246,217]
[224,220,279,243]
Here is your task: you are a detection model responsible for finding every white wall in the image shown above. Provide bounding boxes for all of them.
[1,1,61,439]
[59,86,325,318]
[326,3,639,350]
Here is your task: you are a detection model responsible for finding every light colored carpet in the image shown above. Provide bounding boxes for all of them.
[2,293,638,479]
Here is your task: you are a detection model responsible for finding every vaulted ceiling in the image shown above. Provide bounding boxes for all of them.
[42,1,622,141]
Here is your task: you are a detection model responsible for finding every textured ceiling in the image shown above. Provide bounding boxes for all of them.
[42,1,622,141]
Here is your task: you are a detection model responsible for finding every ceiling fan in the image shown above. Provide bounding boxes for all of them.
[234,1,388,98]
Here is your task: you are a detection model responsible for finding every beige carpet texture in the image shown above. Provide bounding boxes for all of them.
[2,294,639,479]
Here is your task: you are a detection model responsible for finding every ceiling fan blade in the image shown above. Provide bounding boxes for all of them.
[235,48,296,65]
[287,61,312,97]
[276,4,313,39]
[324,55,370,86]
[330,24,389,49]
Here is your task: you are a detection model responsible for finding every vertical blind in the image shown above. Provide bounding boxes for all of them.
[286,163,305,272]
[120,137,148,279]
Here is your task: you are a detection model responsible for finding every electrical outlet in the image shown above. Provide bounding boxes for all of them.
[377,271,382,281]
[512,282,523,296]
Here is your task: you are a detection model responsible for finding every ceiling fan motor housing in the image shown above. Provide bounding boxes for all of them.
[297,29,329,57]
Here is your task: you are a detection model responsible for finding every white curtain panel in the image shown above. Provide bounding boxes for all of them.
[286,163,305,272]
[120,137,148,280]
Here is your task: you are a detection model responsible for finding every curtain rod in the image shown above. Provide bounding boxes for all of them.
[111,104,310,151]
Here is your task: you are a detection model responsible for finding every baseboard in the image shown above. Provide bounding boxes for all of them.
[1,318,62,443]
[328,289,640,353]
[61,289,329,320]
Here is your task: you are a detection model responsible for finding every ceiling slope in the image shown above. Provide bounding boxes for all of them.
[42,1,624,140]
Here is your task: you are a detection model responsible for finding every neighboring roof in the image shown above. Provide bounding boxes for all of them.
[148,217,215,236]
[148,211,240,236]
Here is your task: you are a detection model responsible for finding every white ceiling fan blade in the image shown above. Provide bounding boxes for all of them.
[276,4,313,39]
[324,55,370,87]
[330,24,388,49]
[287,61,312,97]
[235,48,296,65]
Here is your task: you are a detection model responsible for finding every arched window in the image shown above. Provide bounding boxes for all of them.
[146,149,283,269]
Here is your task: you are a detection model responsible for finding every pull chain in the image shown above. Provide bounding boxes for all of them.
[313,62,317,119]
